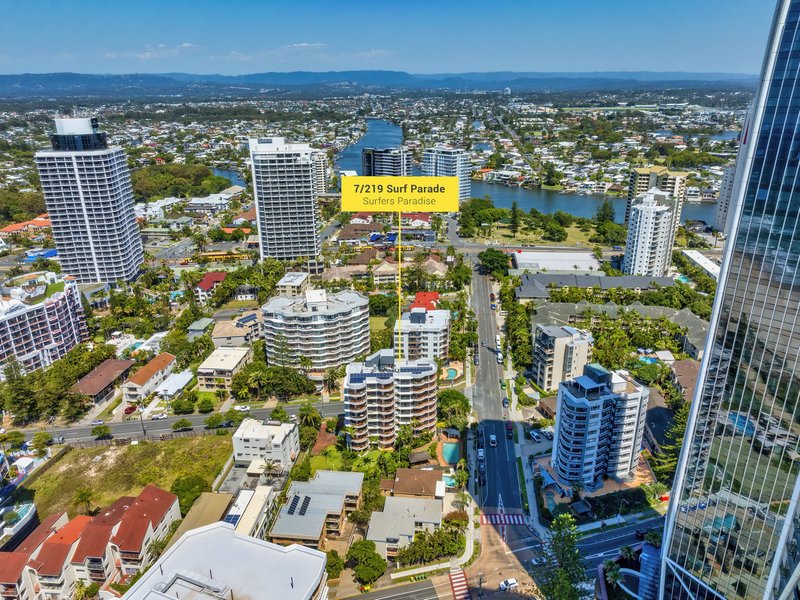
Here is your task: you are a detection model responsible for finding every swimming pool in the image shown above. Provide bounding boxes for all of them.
[639,357,658,364]
[545,491,557,512]
[443,475,457,487]
[446,368,458,380]
[676,274,692,284]
[727,412,756,436]
[442,442,460,465]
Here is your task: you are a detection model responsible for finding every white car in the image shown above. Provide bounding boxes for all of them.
[150,413,168,420]
[489,434,498,447]
[499,578,518,591]
[477,448,485,461]
[233,405,251,412]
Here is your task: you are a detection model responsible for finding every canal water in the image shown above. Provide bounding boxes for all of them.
[336,119,716,224]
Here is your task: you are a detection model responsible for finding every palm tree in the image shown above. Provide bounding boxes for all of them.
[620,545,638,563]
[323,368,340,393]
[261,459,280,485]
[248,369,268,400]
[298,401,322,429]
[73,488,95,515]
[299,356,313,374]
[604,560,622,589]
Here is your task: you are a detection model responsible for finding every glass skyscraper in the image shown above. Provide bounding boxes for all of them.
[661,2,800,599]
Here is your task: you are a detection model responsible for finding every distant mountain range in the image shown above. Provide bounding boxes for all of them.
[0,70,759,98]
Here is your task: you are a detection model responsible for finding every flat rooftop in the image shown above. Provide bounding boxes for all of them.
[198,346,251,372]
[277,272,309,286]
[512,250,600,272]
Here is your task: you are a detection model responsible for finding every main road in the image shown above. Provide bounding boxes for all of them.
[20,402,344,444]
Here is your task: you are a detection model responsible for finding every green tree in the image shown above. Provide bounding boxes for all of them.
[170,474,210,515]
[204,413,223,429]
[592,328,631,369]
[535,514,586,599]
[326,549,345,579]
[298,401,322,428]
[30,432,53,458]
[270,405,289,422]
[197,397,214,413]
[73,488,95,515]
[509,201,521,237]
[172,418,193,431]
[346,540,387,585]
[2,510,19,525]
[0,430,26,452]
[604,559,622,588]
[477,247,509,277]
[596,199,616,224]
[91,425,112,439]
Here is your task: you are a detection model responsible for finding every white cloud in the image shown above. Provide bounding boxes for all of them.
[282,42,326,50]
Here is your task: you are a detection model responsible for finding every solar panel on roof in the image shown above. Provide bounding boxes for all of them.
[223,514,240,526]
[298,496,311,516]
[287,494,300,515]
[238,314,257,324]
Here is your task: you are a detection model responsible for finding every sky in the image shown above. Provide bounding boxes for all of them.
[0,0,774,75]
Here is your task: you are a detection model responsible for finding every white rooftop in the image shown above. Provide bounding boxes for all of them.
[234,418,296,446]
[197,346,251,372]
[120,522,327,600]
[278,272,310,287]
[54,117,94,135]
[249,137,312,154]
[681,249,721,280]
[513,250,600,272]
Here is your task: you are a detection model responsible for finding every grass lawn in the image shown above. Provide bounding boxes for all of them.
[20,436,232,517]
[96,395,123,421]
[370,316,387,331]
[310,448,344,473]
[218,299,260,311]
[494,223,595,247]
[27,281,66,304]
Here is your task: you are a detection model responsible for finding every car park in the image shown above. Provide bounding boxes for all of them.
[489,434,497,447]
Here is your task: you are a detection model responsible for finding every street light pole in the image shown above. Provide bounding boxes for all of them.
[138,410,146,438]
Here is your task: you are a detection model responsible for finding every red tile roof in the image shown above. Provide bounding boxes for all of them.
[0,552,29,585]
[125,353,175,387]
[221,227,251,235]
[70,523,113,563]
[233,207,257,221]
[16,513,65,556]
[409,291,440,311]
[196,271,227,292]
[111,485,178,553]
[30,516,91,576]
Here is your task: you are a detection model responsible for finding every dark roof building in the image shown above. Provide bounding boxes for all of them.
[515,273,675,300]
[71,359,135,403]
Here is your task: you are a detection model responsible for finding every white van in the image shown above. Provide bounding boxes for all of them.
[499,578,518,591]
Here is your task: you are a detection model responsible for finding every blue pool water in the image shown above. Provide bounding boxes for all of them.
[676,274,692,284]
[130,342,143,350]
[639,357,658,364]
[545,491,557,511]
[728,413,756,436]
[442,442,460,465]
[446,368,458,380]
[443,475,457,487]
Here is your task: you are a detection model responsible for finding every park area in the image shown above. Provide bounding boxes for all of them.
[18,436,232,517]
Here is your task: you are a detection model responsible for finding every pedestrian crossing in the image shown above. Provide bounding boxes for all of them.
[449,569,469,600]
[480,513,526,525]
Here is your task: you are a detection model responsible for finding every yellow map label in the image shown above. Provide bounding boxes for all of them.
[341,176,459,212]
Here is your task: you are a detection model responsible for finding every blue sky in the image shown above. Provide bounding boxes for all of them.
[0,0,774,74]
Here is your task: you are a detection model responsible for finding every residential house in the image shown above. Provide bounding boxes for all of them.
[382,468,445,499]
[366,497,443,559]
[270,471,364,549]
[212,310,263,348]
[194,271,228,304]
[70,359,135,404]
[276,272,309,298]
[372,260,397,287]
[121,353,176,404]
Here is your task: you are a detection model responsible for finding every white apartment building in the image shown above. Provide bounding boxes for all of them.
[531,324,593,392]
[714,163,738,234]
[551,364,649,488]
[393,308,450,361]
[196,346,253,393]
[626,165,687,222]
[262,289,370,371]
[362,147,412,176]
[249,137,322,267]
[0,278,88,375]
[622,188,680,277]
[233,418,300,469]
[343,349,438,452]
[422,145,471,202]
[34,118,143,283]
[119,522,330,600]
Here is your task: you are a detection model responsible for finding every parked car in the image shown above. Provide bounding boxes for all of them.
[474,354,480,366]
[499,379,506,389]
[479,473,486,486]
[529,431,542,443]
[505,421,514,431]
[233,405,251,412]
[90,419,104,425]
[530,556,547,567]
[543,430,554,441]
[150,413,168,420]
[124,405,137,415]
[481,339,487,347]
[489,434,498,447]
[635,528,649,540]
[490,303,496,310]
[478,462,486,473]
[477,448,485,461]
[502,397,509,408]
[496,353,504,364]
[499,579,518,591]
